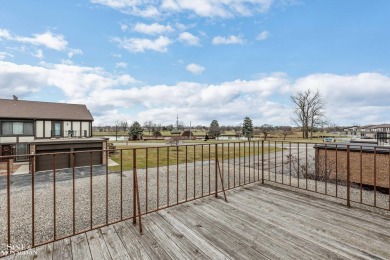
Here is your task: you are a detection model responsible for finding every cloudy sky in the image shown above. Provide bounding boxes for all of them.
[1,0,389,127]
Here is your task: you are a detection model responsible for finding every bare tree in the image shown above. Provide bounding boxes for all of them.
[291,89,325,139]
[259,124,274,140]
[143,121,153,134]
[120,121,128,132]
[114,121,120,141]
[278,126,293,140]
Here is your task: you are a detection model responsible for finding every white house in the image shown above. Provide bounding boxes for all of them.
[0,97,107,171]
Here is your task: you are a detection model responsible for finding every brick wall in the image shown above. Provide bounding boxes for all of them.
[316,149,390,189]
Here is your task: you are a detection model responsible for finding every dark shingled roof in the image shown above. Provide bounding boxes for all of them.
[0,99,94,121]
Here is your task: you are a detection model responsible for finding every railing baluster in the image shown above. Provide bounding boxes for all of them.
[185,146,188,202]
[325,143,328,195]
[193,145,196,199]
[347,145,351,207]
[146,148,148,213]
[201,145,204,197]
[90,152,93,229]
[32,155,35,247]
[374,147,377,207]
[106,149,109,225]
[53,154,56,240]
[228,143,230,188]
[281,141,284,184]
[215,143,218,197]
[133,149,136,224]
[244,142,246,184]
[261,141,264,184]
[7,158,11,255]
[297,143,300,188]
[336,144,338,197]
[177,146,179,204]
[239,142,241,186]
[120,149,123,220]
[72,153,75,234]
[234,142,236,187]
[157,147,160,210]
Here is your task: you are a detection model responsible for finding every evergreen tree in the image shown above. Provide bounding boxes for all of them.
[242,117,254,141]
[208,120,221,139]
[128,121,143,140]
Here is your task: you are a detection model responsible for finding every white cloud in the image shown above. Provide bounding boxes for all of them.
[1,60,390,126]
[178,32,200,46]
[113,36,172,53]
[91,0,161,17]
[212,35,245,45]
[33,49,44,59]
[0,61,137,100]
[115,62,128,68]
[0,28,82,56]
[133,23,174,35]
[0,28,12,39]
[161,0,274,17]
[186,63,205,75]
[15,31,68,51]
[91,0,275,18]
[256,30,269,41]
[0,52,13,60]
[67,48,83,58]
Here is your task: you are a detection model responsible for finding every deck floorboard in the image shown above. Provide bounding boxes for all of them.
[6,183,390,260]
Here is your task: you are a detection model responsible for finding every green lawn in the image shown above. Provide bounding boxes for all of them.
[109,143,278,171]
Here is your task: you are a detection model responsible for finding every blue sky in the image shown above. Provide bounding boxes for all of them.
[1,0,390,126]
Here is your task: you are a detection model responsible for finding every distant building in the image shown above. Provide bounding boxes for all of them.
[0,97,107,171]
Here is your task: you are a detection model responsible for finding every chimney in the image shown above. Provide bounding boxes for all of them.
[13,95,18,101]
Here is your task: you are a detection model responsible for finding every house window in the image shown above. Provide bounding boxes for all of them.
[24,123,33,135]
[2,122,12,135]
[1,122,34,136]
[53,122,62,137]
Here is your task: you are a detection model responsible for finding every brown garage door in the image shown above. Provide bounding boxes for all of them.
[36,149,70,171]
[74,148,102,167]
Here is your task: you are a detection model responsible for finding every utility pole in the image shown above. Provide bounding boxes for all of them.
[189,121,192,140]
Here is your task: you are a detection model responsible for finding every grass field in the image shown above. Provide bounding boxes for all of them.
[109,143,279,171]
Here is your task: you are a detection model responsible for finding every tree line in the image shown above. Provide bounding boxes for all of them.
[95,89,336,140]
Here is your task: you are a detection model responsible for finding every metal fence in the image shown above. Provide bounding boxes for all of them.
[0,141,389,257]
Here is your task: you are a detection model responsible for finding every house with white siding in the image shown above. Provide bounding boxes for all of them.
[0,97,107,171]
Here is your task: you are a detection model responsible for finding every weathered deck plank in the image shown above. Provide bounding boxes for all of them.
[141,215,189,259]
[85,229,112,260]
[70,233,92,260]
[113,221,151,260]
[229,187,390,259]
[191,197,345,260]
[100,225,131,259]
[52,237,72,260]
[170,204,269,259]
[124,220,171,260]
[5,183,389,260]
[147,213,211,259]
[157,210,229,259]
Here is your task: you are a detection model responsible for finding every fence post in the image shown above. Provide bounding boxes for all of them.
[7,158,11,254]
[133,149,137,224]
[347,145,351,207]
[215,143,218,198]
[261,140,264,184]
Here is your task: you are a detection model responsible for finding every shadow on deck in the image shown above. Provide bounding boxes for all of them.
[5,183,390,259]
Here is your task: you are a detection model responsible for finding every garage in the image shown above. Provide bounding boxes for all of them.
[74,147,103,168]
[33,140,105,172]
[36,149,70,171]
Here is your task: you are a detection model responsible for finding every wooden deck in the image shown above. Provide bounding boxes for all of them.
[6,183,390,260]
